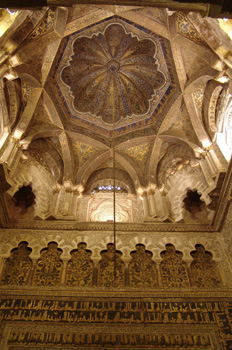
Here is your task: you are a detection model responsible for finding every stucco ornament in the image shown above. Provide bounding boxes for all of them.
[61,24,165,124]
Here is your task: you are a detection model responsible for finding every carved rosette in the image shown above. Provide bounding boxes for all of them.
[97,243,125,287]
[61,24,165,124]
[66,242,93,286]
[129,244,157,287]
[160,244,190,288]
[32,242,63,286]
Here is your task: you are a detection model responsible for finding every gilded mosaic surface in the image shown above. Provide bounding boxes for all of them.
[192,83,207,119]
[61,23,165,124]
[122,142,152,169]
[27,10,56,41]
[72,140,99,168]
[51,15,180,140]
[176,12,208,47]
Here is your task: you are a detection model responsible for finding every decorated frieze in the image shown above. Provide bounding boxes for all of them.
[0,298,231,349]
[0,241,223,289]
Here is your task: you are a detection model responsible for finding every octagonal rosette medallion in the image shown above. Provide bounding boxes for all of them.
[61,24,166,124]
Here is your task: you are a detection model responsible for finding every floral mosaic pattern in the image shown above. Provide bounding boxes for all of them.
[61,24,165,124]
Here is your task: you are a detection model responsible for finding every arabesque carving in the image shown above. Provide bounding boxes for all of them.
[129,244,157,287]
[160,244,190,287]
[97,243,125,287]
[32,242,63,286]
[66,242,93,286]
[0,241,32,285]
[190,244,222,287]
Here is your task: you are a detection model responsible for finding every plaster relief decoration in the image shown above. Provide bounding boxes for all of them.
[129,244,157,287]
[61,23,166,124]
[66,242,93,286]
[0,242,32,286]
[190,244,222,287]
[32,242,63,286]
[97,243,125,287]
[160,244,190,287]
[88,193,132,222]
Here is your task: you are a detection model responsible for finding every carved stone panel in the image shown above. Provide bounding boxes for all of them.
[66,242,93,286]
[97,243,125,287]
[0,241,32,285]
[160,244,190,287]
[190,244,222,288]
[129,244,157,287]
[32,242,63,286]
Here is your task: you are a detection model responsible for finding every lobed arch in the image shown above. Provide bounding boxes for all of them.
[116,136,155,187]
[13,66,42,87]
[0,239,223,288]
[27,137,64,183]
[152,135,198,188]
[203,79,225,139]
[7,157,55,219]
[76,150,141,192]
[20,125,63,149]
[166,166,211,222]
[183,67,220,149]
[184,66,219,94]
[84,167,135,195]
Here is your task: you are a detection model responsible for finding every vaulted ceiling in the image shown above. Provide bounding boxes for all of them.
[0,5,232,226]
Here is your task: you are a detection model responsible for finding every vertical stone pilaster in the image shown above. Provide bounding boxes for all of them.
[7,141,20,169]
[200,158,215,187]
[51,187,60,214]
[63,189,72,215]
[142,192,149,217]
[161,193,170,217]
[69,190,79,216]
[9,147,22,178]
[209,148,224,172]
[0,138,15,164]
[148,190,157,217]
